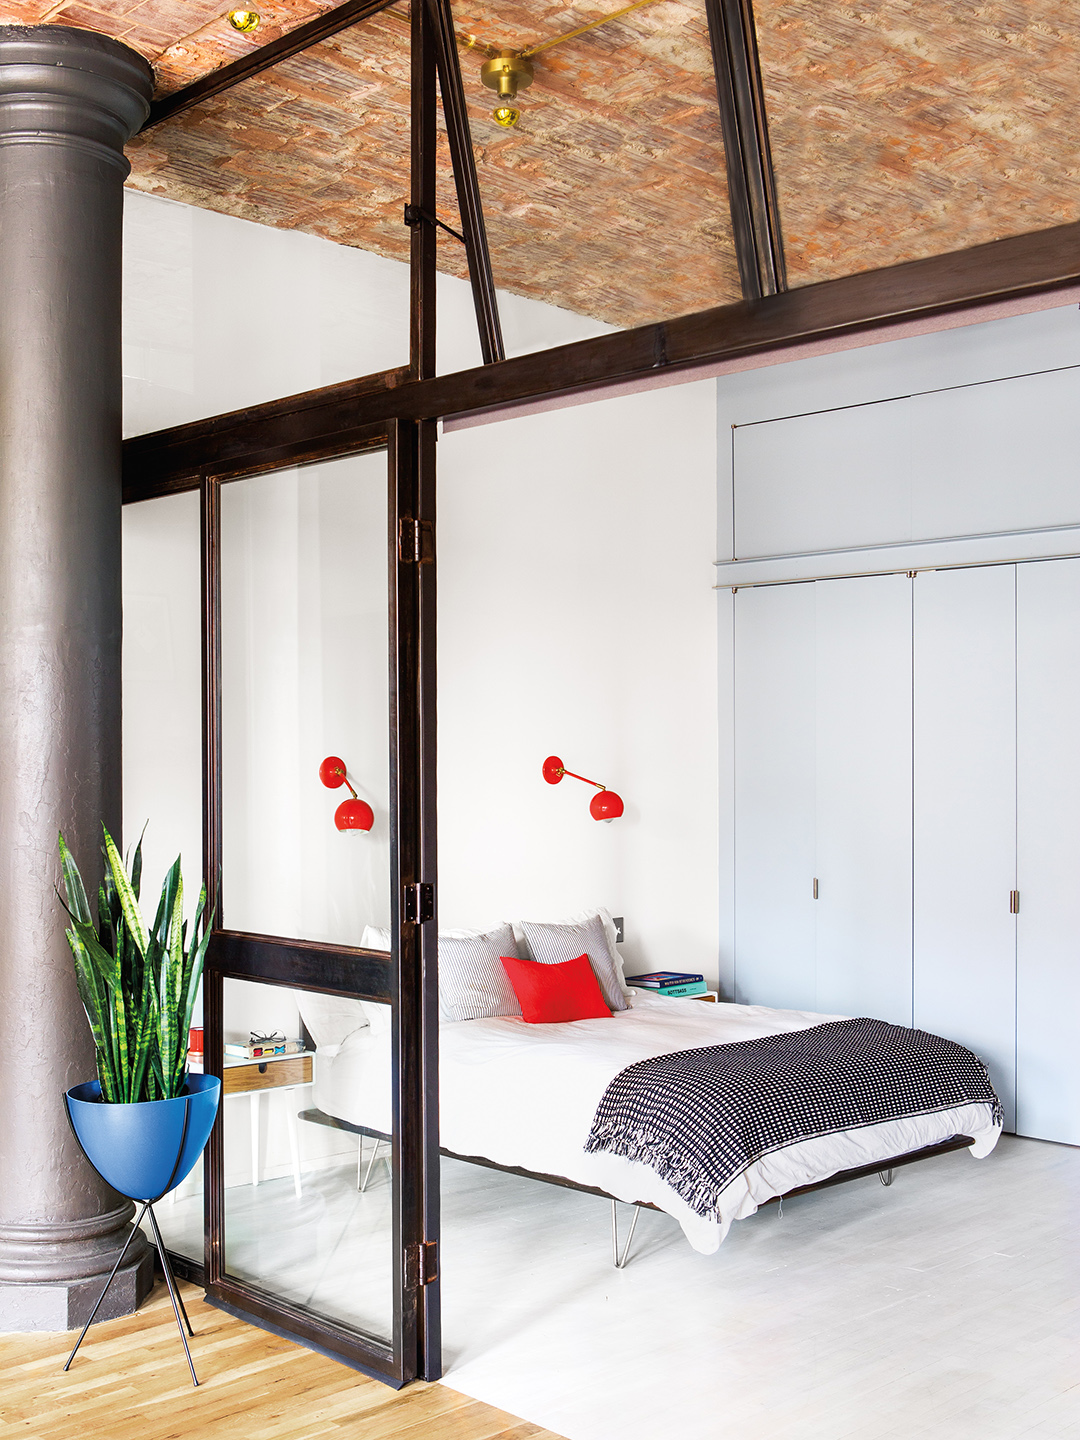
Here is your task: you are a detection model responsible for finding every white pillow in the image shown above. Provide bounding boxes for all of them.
[294,989,369,1049]
[439,922,523,1022]
[519,912,628,1012]
[357,926,393,1034]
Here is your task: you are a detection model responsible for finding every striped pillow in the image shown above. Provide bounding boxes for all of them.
[519,914,628,1012]
[439,923,524,1022]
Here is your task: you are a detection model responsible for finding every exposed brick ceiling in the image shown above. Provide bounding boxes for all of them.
[0,1,1076,329]
[755,1,1080,288]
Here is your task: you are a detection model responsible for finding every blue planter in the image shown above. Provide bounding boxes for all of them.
[66,1073,221,1202]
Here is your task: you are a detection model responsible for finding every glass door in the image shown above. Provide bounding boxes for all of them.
[198,422,439,1383]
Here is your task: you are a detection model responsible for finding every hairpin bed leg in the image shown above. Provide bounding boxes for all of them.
[611,1200,641,1269]
[360,1137,385,1193]
[879,1169,894,1187]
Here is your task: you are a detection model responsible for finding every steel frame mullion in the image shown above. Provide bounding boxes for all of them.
[424,0,505,364]
[411,0,439,379]
[704,0,786,299]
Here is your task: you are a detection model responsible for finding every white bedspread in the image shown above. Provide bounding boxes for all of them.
[313,992,1002,1253]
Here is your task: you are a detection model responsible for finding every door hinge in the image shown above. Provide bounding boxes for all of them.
[1010,890,1020,915]
[421,1240,438,1284]
[403,881,434,924]
[398,516,434,564]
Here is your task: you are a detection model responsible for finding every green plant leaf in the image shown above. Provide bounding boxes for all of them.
[57,833,92,926]
[102,827,148,958]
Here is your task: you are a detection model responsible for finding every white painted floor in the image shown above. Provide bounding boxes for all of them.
[152,1134,1080,1439]
[439,1136,1080,1440]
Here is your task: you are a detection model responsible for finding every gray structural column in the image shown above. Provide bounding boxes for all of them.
[0,27,154,1331]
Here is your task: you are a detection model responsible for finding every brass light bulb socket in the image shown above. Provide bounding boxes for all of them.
[227,8,261,32]
[480,50,534,101]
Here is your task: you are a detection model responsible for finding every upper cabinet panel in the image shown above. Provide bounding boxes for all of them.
[909,369,1080,541]
[733,398,912,557]
[734,365,1080,559]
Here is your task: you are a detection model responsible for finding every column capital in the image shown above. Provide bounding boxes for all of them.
[0,26,152,170]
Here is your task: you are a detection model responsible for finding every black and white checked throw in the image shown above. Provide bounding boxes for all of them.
[584,1018,1002,1220]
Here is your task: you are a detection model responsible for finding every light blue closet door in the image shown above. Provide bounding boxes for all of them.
[734,582,817,1010]
[913,566,1017,1127]
[735,575,913,1019]
[814,574,913,1024]
[1016,558,1080,1145]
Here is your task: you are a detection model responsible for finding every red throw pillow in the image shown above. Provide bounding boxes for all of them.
[500,952,612,1024]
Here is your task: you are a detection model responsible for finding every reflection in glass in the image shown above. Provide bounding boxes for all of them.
[220,452,390,946]
[450,0,742,334]
[188,978,394,1342]
[754,0,1080,288]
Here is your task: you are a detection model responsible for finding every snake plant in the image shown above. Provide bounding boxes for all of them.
[57,826,213,1104]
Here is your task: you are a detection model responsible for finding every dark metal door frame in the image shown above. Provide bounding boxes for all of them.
[194,428,440,1385]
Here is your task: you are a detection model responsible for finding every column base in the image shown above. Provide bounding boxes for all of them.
[0,1246,154,1332]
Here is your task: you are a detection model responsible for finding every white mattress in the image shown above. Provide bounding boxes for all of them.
[313,992,1002,1254]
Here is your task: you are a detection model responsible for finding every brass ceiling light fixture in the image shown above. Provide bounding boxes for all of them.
[465,0,670,128]
[480,50,534,128]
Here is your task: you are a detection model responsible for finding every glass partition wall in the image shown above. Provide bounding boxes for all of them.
[148,425,442,1384]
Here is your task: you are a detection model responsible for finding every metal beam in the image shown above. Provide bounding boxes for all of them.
[424,0,505,364]
[122,219,1080,495]
[410,0,438,379]
[704,0,786,299]
[141,0,396,130]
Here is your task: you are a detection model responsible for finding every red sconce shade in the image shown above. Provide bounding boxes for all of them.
[589,790,624,821]
[542,755,624,822]
[319,756,374,832]
[335,797,375,831]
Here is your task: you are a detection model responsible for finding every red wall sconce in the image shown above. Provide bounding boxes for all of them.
[542,755,624,822]
[319,756,374,832]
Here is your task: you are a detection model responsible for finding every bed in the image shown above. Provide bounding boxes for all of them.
[298,986,1002,1257]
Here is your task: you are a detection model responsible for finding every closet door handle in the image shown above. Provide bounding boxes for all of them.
[813,878,819,900]
[1009,890,1020,915]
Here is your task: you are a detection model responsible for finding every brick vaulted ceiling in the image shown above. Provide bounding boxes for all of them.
[1,1,1078,328]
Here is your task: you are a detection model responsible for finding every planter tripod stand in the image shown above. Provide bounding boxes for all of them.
[64,1074,220,1387]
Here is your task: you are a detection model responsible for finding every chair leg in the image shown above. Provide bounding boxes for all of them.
[146,1204,199,1387]
[64,1203,149,1373]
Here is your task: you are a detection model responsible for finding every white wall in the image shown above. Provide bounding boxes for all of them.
[121,489,203,915]
[436,383,719,984]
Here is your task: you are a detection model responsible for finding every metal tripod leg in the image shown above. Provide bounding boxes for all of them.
[146,1203,199,1386]
[611,1199,641,1269]
[64,1202,149,1373]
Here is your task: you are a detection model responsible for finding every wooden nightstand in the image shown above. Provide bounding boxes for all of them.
[223,1051,315,1198]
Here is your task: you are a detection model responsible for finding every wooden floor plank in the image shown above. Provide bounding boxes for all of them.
[0,1282,565,1440]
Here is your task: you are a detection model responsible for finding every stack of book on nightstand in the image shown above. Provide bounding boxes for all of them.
[225,1037,303,1059]
[626,971,707,998]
